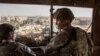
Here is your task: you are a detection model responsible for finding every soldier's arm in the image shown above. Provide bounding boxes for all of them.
[46,31,69,50]
[17,42,36,56]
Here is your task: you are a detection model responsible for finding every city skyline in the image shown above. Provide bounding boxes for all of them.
[0,3,93,17]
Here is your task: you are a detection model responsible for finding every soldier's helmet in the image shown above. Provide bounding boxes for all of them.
[53,8,75,22]
[0,23,15,39]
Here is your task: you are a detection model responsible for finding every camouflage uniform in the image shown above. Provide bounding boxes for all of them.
[45,27,93,56]
[0,42,36,56]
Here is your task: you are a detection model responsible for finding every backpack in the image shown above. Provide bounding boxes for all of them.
[85,32,93,56]
[58,27,93,56]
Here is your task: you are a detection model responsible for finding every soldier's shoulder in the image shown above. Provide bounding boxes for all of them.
[75,27,87,33]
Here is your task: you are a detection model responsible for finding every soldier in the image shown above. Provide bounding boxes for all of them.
[40,8,93,56]
[0,23,36,56]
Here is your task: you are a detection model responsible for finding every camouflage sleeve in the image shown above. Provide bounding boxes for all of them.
[17,42,36,56]
[47,31,69,49]
[77,28,91,56]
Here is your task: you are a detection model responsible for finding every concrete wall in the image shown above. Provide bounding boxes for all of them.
[92,0,100,56]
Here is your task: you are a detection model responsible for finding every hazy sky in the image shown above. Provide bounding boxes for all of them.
[0,3,93,17]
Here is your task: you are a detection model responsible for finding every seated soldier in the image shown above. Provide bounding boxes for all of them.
[0,23,36,56]
[40,8,93,56]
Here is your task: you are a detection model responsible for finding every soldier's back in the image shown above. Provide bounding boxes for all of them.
[0,42,21,56]
[0,42,36,56]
